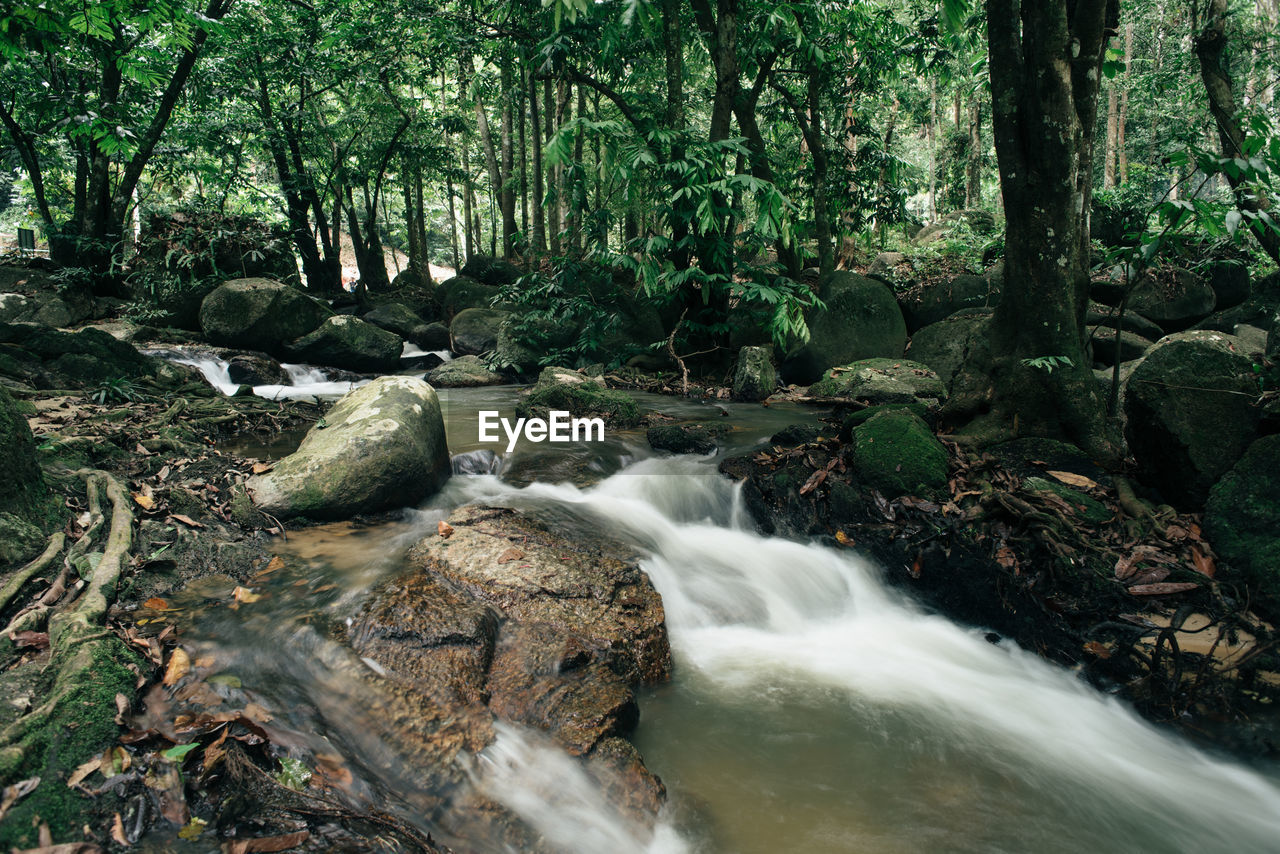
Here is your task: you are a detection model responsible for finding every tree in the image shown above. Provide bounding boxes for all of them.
[945,0,1119,460]
[0,0,235,276]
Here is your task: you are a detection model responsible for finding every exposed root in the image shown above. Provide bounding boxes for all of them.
[0,533,64,615]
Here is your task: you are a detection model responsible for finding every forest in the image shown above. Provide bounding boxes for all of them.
[1,0,1279,852]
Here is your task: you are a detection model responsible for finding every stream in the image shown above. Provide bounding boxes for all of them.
[163,361,1280,854]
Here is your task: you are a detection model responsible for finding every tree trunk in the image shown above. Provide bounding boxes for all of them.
[551,75,569,255]
[1104,61,1119,189]
[946,0,1119,460]
[1195,0,1280,265]
[500,57,517,259]
[519,65,529,246]
[928,81,938,222]
[965,96,982,207]
[462,142,476,261]
[530,70,546,254]
[1118,21,1131,182]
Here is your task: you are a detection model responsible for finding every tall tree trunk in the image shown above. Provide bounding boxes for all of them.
[499,57,517,259]
[1195,0,1280,265]
[1118,21,1131,182]
[462,142,476,261]
[570,84,586,254]
[1104,60,1119,189]
[965,96,982,207]
[947,0,1119,460]
[662,0,690,268]
[551,75,569,255]
[928,81,938,222]
[519,65,529,246]
[530,71,546,254]
[415,167,430,283]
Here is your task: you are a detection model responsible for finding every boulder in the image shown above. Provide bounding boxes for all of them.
[731,346,776,402]
[227,353,289,386]
[770,423,821,446]
[419,322,451,351]
[849,409,948,498]
[450,308,511,356]
[532,366,606,390]
[0,294,36,323]
[199,278,332,355]
[460,255,523,286]
[867,252,908,280]
[363,302,438,348]
[0,323,169,390]
[808,358,946,406]
[0,387,46,524]
[782,272,907,385]
[0,292,92,328]
[1085,302,1165,341]
[1204,435,1280,601]
[1205,260,1250,310]
[898,273,1001,332]
[1124,330,1260,508]
[425,355,507,387]
[0,511,43,566]
[438,275,500,318]
[907,312,990,395]
[246,376,450,520]
[646,423,728,455]
[1088,327,1153,367]
[286,315,403,373]
[516,375,641,427]
[1129,267,1217,331]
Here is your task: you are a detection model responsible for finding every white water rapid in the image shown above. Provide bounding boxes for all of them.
[424,456,1280,854]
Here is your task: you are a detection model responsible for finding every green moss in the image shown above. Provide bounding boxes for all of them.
[850,410,948,498]
[1023,477,1112,524]
[0,386,48,522]
[809,358,945,404]
[840,403,928,441]
[1204,435,1280,600]
[516,383,641,427]
[0,637,140,849]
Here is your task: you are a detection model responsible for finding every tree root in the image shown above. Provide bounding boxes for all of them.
[49,471,133,646]
[0,533,64,615]
[151,397,188,427]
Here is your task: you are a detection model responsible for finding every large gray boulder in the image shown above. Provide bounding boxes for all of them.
[438,275,501,319]
[1129,267,1217,332]
[425,354,506,387]
[907,312,990,395]
[450,308,511,356]
[363,302,437,348]
[808,358,946,406]
[199,278,332,355]
[1204,435,1280,600]
[898,273,1001,332]
[247,376,450,519]
[782,272,907,385]
[287,315,403,373]
[1088,327,1154,367]
[732,346,776,401]
[1124,330,1260,508]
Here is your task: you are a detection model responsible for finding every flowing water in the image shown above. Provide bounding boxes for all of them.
[167,379,1280,854]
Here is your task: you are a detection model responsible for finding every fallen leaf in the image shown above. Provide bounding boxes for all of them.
[143,598,171,611]
[437,521,454,539]
[110,812,128,846]
[251,462,273,475]
[1083,641,1113,659]
[1189,542,1216,578]
[496,548,525,564]
[157,464,171,482]
[135,443,153,457]
[167,514,205,529]
[799,468,827,495]
[12,631,49,650]
[834,530,855,547]
[67,758,100,788]
[1047,470,1099,490]
[1127,582,1200,596]
[177,817,206,841]
[163,648,191,686]
[995,546,1020,575]
[0,776,40,822]
[226,831,311,854]
[232,586,261,604]
[132,492,156,511]
[98,746,130,777]
[242,702,273,723]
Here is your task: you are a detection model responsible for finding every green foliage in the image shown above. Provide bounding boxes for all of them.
[274,756,312,790]
[91,377,145,405]
[1020,356,1074,374]
[492,262,626,369]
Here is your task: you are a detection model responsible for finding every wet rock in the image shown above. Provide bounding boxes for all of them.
[450,308,511,356]
[782,272,907,384]
[0,323,170,390]
[1085,302,1165,340]
[199,278,332,355]
[287,315,403,373]
[898,273,1001,332]
[247,376,450,519]
[808,358,946,406]
[1124,330,1260,508]
[419,321,451,351]
[646,423,728,455]
[907,312,990,395]
[425,354,507,387]
[227,352,289,386]
[533,365,605,389]
[849,409,948,498]
[1129,267,1217,331]
[770,423,821,446]
[839,402,929,441]
[362,302,439,348]
[1204,435,1280,602]
[731,345,776,402]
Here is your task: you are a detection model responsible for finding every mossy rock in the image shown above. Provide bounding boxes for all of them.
[0,512,43,565]
[839,403,928,441]
[516,383,641,427]
[199,278,333,355]
[732,346,777,402]
[646,423,728,455]
[1204,435,1280,601]
[0,386,47,523]
[781,272,907,384]
[849,410,948,498]
[1023,477,1112,524]
[449,308,511,357]
[809,358,945,406]
[425,355,507,387]
[770,423,822,446]
[287,314,403,373]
